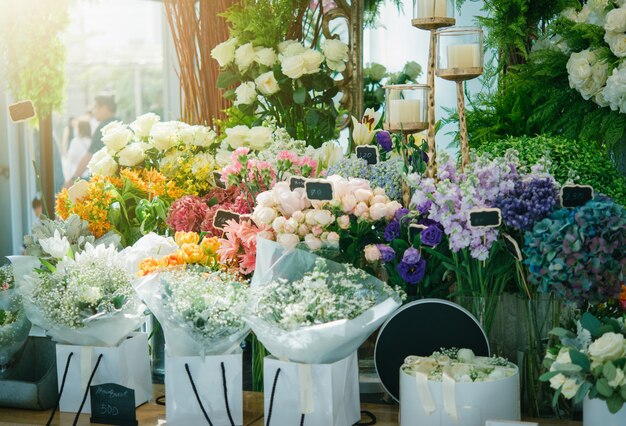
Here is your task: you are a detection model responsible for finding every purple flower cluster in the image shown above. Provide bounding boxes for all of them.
[376,244,396,262]
[397,248,426,285]
[496,178,558,231]
[376,131,393,152]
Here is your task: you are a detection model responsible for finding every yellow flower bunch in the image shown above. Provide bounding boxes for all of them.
[138,232,222,276]
[159,146,218,196]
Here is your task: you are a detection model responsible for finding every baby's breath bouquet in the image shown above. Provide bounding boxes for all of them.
[134,267,249,357]
[0,264,31,370]
[246,238,403,364]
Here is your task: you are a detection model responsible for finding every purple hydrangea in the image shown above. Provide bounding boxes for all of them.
[376,131,393,152]
[402,247,421,265]
[384,220,401,242]
[377,244,396,262]
[421,225,443,247]
[397,258,427,285]
[496,178,558,231]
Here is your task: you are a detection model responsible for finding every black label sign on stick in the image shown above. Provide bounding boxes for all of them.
[305,180,334,201]
[213,171,226,189]
[356,145,380,165]
[213,209,241,230]
[8,100,36,123]
[289,176,306,191]
[468,208,502,228]
[560,184,593,208]
[90,383,138,426]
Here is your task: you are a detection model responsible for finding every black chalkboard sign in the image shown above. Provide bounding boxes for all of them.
[213,171,226,189]
[356,145,379,165]
[8,100,36,123]
[408,224,426,243]
[560,184,593,208]
[305,180,334,201]
[289,176,306,191]
[89,383,137,426]
[212,209,241,230]
[468,208,502,228]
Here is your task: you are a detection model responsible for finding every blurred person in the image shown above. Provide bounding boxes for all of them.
[64,94,117,187]
[59,116,76,157]
[63,119,91,181]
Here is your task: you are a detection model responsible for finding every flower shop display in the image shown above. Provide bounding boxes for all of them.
[134,234,249,425]
[0,264,31,372]
[542,312,626,422]
[400,348,520,425]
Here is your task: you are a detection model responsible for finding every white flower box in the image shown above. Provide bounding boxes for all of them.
[164,349,243,426]
[55,332,152,414]
[263,352,360,426]
[400,356,520,426]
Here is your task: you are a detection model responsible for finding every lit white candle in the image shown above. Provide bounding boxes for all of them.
[389,99,422,127]
[446,44,481,69]
[417,0,447,18]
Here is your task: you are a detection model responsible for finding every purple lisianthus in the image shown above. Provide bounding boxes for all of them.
[402,247,421,265]
[384,220,401,242]
[420,225,443,247]
[377,244,396,262]
[416,200,432,215]
[376,131,393,152]
[397,258,427,285]
[395,208,409,221]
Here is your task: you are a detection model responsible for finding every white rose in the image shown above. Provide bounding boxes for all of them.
[305,209,334,227]
[304,234,322,251]
[255,71,280,96]
[88,149,117,176]
[595,90,610,107]
[326,231,340,247]
[602,62,626,112]
[281,54,307,79]
[561,378,580,399]
[211,38,238,67]
[605,7,626,33]
[302,49,324,74]
[341,194,357,213]
[605,31,626,57]
[224,125,250,149]
[257,191,277,208]
[272,217,287,233]
[246,126,273,150]
[253,206,278,225]
[130,112,160,139]
[588,332,625,362]
[279,41,306,56]
[254,47,277,67]
[188,126,216,147]
[234,82,258,106]
[567,49,608,100]
[284,218,298,234]
[323,39,349,72]
[364,244,381,262]
[549,373,566,390]
[150,121,179,151]
[277,233,300,250]
[369,203,388,221]
[608,367,626,388]
[117,142,147,167]
[355,189,373,203]
[39,230,70,259]
[235,42,256,71]
[102,121,131,152]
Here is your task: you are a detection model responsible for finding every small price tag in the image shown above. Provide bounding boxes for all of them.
[213,171,226,189]
[356,145,379,165]
[305,180,334,201]
[8,100,36,123]
[468,208,502,228]
[502,233,522,262]
[289,176,306,191]
[408,224,426,243]
[89,383,137,426]
[213,209,241,230]
[560,184,593,208]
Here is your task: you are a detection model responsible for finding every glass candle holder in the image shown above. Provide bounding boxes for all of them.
[383,84,429,133]
[412,0,455,29]
[436,27,484,81]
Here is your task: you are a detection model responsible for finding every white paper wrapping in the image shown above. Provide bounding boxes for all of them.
[55,333,152,413]
[133,273,250,357]
[9,255,146,347]
[400,365,520,426]
[165,348,243,426]
[263,352,360,426]
[247,238,402,364]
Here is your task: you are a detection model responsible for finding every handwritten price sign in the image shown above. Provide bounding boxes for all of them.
[356,145,380,165]
[89,383,137,426]
[305,180,334,201]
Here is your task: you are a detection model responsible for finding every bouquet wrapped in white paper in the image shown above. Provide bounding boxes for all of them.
[134,267,250,357]
[0,264,31,368]
[246,238,403,364]
[10,243,145,347]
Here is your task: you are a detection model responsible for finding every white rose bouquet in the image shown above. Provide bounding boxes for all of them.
[245,238,403,364]
[541,312,626,413]
[212,37,349,148]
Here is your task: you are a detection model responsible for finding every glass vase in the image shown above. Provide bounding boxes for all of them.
[455,295,501,343]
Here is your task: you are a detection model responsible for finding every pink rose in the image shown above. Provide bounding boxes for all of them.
[327,175,349,199]
[371,194,388,205]
[297,224,310,237]
[326,231,340,247]
[312,225,324,236]
[292,210,305,223]
[348,178,371,193]
[277,188,308,216]
[364,244,381,262]
[385,201,403,219]
[277,233,300,249]
[272,217,287,233]
[304,234,323,250]
[373,187,386,196]
[341,194,357,214]
[254,206,277,224]
[369,203,387,221]
[284,218,298,234]
[337,215,351,229]
[257,191,277,208]
[353,202,369,218]
[305,210,334,226]
[355,188,373,203]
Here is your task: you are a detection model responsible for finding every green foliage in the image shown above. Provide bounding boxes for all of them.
[476,135,626,204]
[363,61,422,112]
[364,0,404,27]
[0,0,72,117]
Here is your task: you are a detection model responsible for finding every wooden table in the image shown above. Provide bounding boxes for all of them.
[0,385,582,425]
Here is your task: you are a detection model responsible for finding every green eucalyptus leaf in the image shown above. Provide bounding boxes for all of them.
[539,370,560,382]
[574,382,592,405]
[597,378,614,398]
[217,71,239,88]
[581,312,602,337]
[603,361,617,382]
[569,349,590,372]
[607,393,624,414]
[549,327,576,339]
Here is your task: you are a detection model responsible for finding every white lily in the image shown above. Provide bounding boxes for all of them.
[351,108,382,146]
[39,230,71,260]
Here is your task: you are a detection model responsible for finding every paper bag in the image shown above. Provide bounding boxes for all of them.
[165,348,243,426]
[55,332,152,413]
[263,352,360,426]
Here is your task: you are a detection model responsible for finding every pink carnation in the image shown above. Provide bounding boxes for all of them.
[278,150,299,163]
[166,195,209,232]
[231,147,250,162]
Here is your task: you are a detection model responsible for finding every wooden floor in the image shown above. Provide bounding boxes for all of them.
[0,385,582,425]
